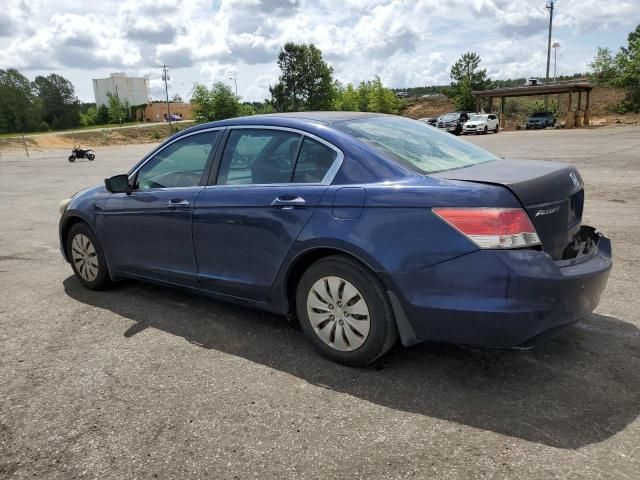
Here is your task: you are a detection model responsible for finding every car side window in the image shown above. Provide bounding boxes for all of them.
[136,131,218,190]
[292,137,338,183]
[217,129,302,185]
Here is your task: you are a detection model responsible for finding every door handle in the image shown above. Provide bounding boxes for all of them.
[167,199,190,208]
[271,196,307,209]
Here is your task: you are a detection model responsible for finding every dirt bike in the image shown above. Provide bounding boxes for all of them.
[68,147,95,162]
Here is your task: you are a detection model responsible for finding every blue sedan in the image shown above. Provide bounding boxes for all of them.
[59,112,612,366]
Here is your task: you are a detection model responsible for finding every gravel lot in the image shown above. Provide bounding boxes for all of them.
[1,126,639,479]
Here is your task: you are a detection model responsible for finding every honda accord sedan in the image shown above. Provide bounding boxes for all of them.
[59,112,612,366]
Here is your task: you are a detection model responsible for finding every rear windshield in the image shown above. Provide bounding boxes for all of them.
[335,116,498,174]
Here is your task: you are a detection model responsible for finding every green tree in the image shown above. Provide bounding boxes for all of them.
[589,47,619,84]
[269,82,289,112]
[614,25,640,112]
[80,107,98,127]
[446,52,492,111]
[366,77,401,113]
[106,91,128,124]
[332,78,400,113]
[96,104,109,124]
[190,82,249,122]
[272,42,335,111]
[33,73,81,130]
[0,69,41,133]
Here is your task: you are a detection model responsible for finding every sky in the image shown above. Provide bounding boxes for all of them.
[1,0,638,103]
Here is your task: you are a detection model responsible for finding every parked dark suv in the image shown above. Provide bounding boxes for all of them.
[436,112,470,135]
[526,112,556,129]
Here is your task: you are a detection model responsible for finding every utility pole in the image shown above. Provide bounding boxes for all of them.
[544,0,554,107]
[162,65,172,127]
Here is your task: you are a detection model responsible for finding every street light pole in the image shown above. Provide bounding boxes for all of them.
[229,77,238,96]
[552,42,560,83]
[162,65,172,127]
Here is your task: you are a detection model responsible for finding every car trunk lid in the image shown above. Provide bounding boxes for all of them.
[432,159,584,259]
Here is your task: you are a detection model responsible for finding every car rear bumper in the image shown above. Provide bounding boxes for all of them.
[383,227,612,348]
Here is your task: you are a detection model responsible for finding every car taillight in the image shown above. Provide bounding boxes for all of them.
[432,208,541,249]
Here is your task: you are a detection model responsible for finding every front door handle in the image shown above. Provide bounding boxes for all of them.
[271,196,306,209]
[167,199,190,208]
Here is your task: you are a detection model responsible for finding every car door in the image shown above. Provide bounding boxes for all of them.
[192,127,342,301]
[101,129,221,286]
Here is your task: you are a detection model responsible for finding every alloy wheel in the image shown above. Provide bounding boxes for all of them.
[306,276,371,352]
[71,233,99,282]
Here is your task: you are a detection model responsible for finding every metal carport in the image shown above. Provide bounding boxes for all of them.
[472,82,594,129]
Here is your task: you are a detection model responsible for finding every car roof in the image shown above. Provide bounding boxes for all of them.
[201,111,383,127]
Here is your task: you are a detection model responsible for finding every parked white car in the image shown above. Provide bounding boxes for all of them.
[463,114,499,135]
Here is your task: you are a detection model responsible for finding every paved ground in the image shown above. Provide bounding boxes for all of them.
[1,127,639,479]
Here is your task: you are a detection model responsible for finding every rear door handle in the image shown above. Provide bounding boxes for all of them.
[271,196,307,209]
[167,199,190,208]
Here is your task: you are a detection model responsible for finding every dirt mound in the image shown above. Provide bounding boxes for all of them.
[401,95,455,119]
[0,123,193,153]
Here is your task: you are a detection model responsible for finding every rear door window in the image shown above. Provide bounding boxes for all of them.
[217,129,302,185]
[292,138,338,183]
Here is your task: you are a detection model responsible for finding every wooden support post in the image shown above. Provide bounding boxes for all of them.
[565,91,574,129]
[584,89,591,126]
[575,90,583,127]
[488,97,493,113]
[475,97,480,114]
[500,97,506,128]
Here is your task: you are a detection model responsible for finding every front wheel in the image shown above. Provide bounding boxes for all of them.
[67,223,111,290]
[296,255,397,366]
[483,126,488,134]
[68,155,76,162]
[87,153,95,161]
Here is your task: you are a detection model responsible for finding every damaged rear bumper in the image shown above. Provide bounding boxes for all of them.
[383,226,612,348]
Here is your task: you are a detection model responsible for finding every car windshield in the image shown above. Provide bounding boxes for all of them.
[335,116,498,174]
[470,115,487,121]
[441,113,458,120]
[532,112,547,117]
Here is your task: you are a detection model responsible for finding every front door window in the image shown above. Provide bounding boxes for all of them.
[136,131,219,189]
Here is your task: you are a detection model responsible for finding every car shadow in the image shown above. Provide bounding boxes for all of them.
[63,276,640,450]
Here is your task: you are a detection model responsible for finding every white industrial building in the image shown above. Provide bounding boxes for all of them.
[93,73,149,108]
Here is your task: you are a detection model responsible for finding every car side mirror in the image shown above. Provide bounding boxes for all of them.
[105,174,132,194]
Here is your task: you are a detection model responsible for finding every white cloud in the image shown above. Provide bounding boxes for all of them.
[0,0,637,102]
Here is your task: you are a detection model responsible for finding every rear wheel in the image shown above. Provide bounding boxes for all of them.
[296,255,397,366]
[494,124,499,133]
[67,223,111,290]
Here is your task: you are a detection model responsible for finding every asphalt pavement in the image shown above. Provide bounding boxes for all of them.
[0,126,639,479]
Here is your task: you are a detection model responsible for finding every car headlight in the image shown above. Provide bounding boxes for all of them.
[59,198,71,214]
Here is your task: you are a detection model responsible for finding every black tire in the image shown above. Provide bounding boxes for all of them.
[483,126,488,134]
[67,222,111,290]
[87,153,95,161]
[296,255,398,366]
[68,155,76,162]
[494,124,499,133]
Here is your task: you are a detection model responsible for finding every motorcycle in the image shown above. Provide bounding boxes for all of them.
[68,147,95,162]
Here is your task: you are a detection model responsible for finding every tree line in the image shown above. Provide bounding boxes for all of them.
[0,70,83,133]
